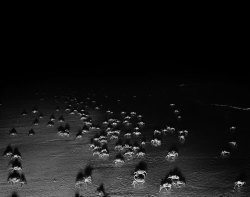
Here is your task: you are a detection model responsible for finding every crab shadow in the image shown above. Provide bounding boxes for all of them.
[163,167,186,183]
[10,192,19,197]
[134,161,147,173]
[235,171,247,182]
[74,192,82,197]
[3,144,13,156]
[168,144,179,152]
[97,183,109,197]
[115,153,124,160]
[75,164,94,182]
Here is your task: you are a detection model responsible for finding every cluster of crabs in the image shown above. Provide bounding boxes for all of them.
[220,126,238,158]
[88,110,147,161]
[3,144,27,186]
[159,168,186,192]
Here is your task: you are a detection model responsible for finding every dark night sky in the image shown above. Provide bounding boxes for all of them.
[1,31,249,88]
[2,58,249,87]
[3,58,248,79]
[2,15,248,89]
[2,24,248,86]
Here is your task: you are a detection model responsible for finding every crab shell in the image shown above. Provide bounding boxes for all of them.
[133,131,141,136]
[137,122,145,127]
[230,126,236,131]
[154,130,161,135]
[124,144,132,149]
[178,136,185,144]
[132,146,140,151]
[107,131,114,136]
[234,181,246,188]
[8,177,20,184]
[172,180,185,188]
[99,152,109,159]
[124,152,134,160]
[114,145,123,151]
[229,141,237,147]
[10,167,22,171]
[130,112,136,116]
[166,151,178,159]
[84,176,92,184]
[137,115,143,120]
[151,139,161,146]
[63,132,70,137]
[132,172,146,187]
[124,133,132,138]
[93,146,101,151]
[124,116,131,120]
[75,176,92,187]
[76,135,83,139]
[113,159,125,166]
[166,127,175,133]
[111,122,118,127]
[110,135,118,140]
[5,152,13,157]
[113,130,121,135]
[85,122,92,127]
[11,155,21,160]
[134,170,147,176]
[221,151,230,157]
[93,151,100,156]
[108,118,115,123]
[102,121,109,125]
[89,144,95,149]
[99,139,108,144]
[82,130,88,134]
[159,183,172,192]
[168,175,180,181]
[161,129,168,134]
[136,152,145,158]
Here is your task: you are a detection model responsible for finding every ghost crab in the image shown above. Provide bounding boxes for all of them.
[178,135,185,143]
[8,177,20,184]
[8,171,26,186]
[114,145,124,151]
[221,150,230,158]
[75,176,92,187]
[168,175,185,188]
[151,139,161,147]
[136,151,145,158]
[132,170,147,187]
[165,151,178,161]
[99,152,109,159]
[234,180,246,189]
[159,182,172,192]
[133,131,141,136]
[124,151,134,160]
[113,158,125,167]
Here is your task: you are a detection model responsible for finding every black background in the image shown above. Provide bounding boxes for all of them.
[2,56,248,86]
[1,8,249,90]
[1,22,249,88]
